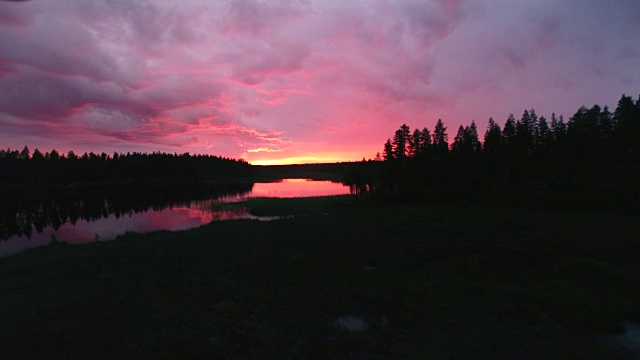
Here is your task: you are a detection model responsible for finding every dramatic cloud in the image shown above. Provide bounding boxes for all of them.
[0,0,638,163]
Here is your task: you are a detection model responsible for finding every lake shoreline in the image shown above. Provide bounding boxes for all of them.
[0,180,351,256]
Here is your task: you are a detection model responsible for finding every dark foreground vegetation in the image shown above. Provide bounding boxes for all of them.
[0,196,639,358]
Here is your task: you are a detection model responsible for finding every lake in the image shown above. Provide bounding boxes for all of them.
[0,179,349,256]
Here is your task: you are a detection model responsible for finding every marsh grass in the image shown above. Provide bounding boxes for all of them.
[0,197,638,358]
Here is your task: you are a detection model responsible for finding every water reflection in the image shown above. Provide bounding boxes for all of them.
[0,206,287,256]
[250,179,351,198]
[1,183,254,241]
[0,179,348,256]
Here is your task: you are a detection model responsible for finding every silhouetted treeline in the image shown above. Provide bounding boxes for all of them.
[377,93,640,209]
[0,150,252,190]
[0,183,253,241]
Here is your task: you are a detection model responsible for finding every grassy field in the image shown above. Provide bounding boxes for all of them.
[0,196,639,358]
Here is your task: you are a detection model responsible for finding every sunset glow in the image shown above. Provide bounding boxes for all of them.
[250,154,360,165]
[0,0,638,163]
[250,179,349,197]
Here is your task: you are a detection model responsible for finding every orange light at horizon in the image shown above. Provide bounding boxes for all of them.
[249,155,363,165]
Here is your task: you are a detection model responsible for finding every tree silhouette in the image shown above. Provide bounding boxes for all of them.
[432,119,448,154]
[383,139,393,161]
[392,124,411,160]
[502,114,517,147]
[31,149,44,161]
[483,118,502,157]
[419,127,432,154]
[408,128,421,158]
[0,149,253,191]
[374,93,640,209]
[19,146,30,160]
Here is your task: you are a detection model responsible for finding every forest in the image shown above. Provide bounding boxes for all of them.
[372,93,640,209]
[0,149,253,189]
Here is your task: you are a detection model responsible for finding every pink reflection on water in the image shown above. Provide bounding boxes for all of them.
[249,179,349,198]
[1,179,348,256]
[1,206,259,256]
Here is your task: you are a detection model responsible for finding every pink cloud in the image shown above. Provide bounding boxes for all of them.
[218,0,308,37]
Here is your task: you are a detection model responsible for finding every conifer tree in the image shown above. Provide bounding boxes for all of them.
[432,119,448,153]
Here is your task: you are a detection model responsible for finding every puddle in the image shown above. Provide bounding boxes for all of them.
[601,322,640,359]
[334,316,369,333]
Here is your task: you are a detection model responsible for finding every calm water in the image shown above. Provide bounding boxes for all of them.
[0,179,349,256]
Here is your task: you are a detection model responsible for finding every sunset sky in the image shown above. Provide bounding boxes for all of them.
[1,0,638,164]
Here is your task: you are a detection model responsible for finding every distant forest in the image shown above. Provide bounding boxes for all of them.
[369,93,640,209]
[0,150,252,190]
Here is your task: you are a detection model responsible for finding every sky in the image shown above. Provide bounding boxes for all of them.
[0,0,638,164]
